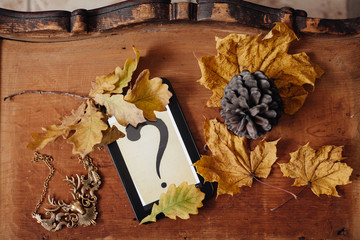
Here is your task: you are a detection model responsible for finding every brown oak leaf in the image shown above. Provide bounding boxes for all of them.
[28,102,86,150]
[194,118,279,196]
[67,100,108,157]
[93,93,146,127]
[89,71,120,97]
[96,125,125,147]
[124,69,172,121]
[27,125,69,151]
[279,143,353,197]
[89,47,140,97]
[198,22,324,115]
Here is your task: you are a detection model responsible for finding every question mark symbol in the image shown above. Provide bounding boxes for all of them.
[126,119,169,188]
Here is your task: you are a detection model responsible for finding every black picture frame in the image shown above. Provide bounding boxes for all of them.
[107,78,213,222]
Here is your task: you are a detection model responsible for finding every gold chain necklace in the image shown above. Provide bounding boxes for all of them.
[31,152,101,231]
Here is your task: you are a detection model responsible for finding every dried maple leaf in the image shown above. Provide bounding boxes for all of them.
[140,182,205,224]
[28,102,86,150]
[194,119,279,196]
[124,69,172,121]
[67,100,108,157]
[198,22,324,115]
[279,143,353,197]
[93,93,146,127]
[89,47,140,97]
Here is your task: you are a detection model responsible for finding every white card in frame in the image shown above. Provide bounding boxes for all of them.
[107,78,214,222]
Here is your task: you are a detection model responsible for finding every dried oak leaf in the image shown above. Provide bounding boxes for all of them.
[28,102,86,150]
[96,125,125,147]
[140,182,205,224]
[198,22,324,115]
[89,47,140,97]
[67,100,108,157]
[27,125,68,150]
[194,119,279,196]
[124,69,172,121]
[28,101,124,156]
[93,93,146,127]
[279,143,353,197]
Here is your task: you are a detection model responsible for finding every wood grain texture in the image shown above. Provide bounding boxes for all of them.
[0,21,359,239]
[0,0,359,42]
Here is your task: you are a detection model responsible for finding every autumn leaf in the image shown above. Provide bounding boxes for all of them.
[67,100,108,157]
[59,102,87,136]
[140,182,205,224]
[93,93,146,127]
[24,47,172,158]
[28,102,86,150]
[112,47,141,94]
[89,47,140,97]
[198,22,324,115]
[28,125,68,150]
[96,125,125,147]
[278,143,353,197]
[28,101,110,157]
[26,47,171,156]
[194,119,279,196]
[124,69,172,121]
[89,71,119,97]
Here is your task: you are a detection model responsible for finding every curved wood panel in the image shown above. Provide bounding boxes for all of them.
[0,0,359,42]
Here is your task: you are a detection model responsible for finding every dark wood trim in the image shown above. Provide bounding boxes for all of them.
[295,15,360,34]
[0,0,359,41]
[197,0,292,30]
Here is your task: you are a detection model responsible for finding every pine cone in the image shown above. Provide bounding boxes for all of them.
[220,70,282,139]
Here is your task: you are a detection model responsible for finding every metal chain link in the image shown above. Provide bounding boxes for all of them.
[31,152,55,216]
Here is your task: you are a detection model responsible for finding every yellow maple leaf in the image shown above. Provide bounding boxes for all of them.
[89,47,140,97]
[124,69,172,121]
[67,100,108,157]
[140,182,205,224]
[198,22,324,115]
[93,93,146,127]
[28,102,86,150]
[194,119,279,196]
[278,143,353,197]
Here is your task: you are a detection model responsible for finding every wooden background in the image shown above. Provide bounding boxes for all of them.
[0,0,359,239]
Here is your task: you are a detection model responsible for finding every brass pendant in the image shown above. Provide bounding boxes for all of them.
[32,152,101,231]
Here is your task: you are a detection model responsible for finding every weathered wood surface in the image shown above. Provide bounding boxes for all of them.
[0,0,359,42]
[0,1,360,239]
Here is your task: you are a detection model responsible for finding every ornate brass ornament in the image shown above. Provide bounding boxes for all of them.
[31,152,101,231]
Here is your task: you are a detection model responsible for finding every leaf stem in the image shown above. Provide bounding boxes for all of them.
[3,90,91,101]
[253,176,297,199]
[270,184,309,211]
